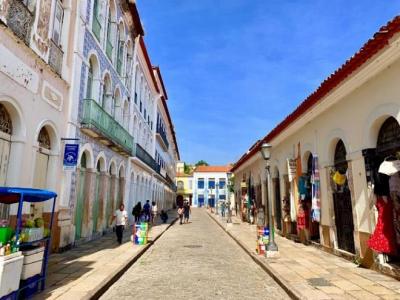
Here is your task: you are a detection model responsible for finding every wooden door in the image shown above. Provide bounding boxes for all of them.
[274,178,282,230]
[32,151,49,218]
[333,189,355,253]
[75,169,86,239]
[0,137,10,219]
[92,172,100,233]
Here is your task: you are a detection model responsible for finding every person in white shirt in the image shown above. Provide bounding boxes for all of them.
[151,201,158,224]
[112,203,128,244]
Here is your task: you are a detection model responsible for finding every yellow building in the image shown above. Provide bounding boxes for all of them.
[176,162,193,206]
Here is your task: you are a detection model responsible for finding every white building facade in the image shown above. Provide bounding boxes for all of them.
[232,16,400,273]
[0,0,79,251]
[192,166,231,208]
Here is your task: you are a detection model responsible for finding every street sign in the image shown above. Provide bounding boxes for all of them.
[63,144,79,171]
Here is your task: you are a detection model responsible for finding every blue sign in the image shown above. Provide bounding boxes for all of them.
[63,144,79,170]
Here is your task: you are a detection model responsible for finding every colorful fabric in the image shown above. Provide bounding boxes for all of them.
[368,197,397,255]
[311,155,321,222]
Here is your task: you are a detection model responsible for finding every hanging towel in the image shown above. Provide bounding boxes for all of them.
[311,154,321,222]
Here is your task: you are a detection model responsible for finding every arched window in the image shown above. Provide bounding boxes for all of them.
[377,116,400,154]
[0,104,12,135]
[102,74,111,111]
[334,140,347,174]
[125,40,133,89]
[38,127,51,150]
[86,62,94,99]
[92,0,101,41]
[116,22,125,74]
[81,152,87,169]
[106,6,114,60]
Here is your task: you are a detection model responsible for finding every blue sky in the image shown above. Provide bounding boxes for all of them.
[137,1,400,165]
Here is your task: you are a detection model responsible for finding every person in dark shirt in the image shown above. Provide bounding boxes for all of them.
[183,201,191,224]
[160,210,168,223]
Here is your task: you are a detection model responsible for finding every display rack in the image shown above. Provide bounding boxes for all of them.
[0,187,57,298]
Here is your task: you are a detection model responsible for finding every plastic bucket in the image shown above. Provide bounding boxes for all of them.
[0,227,12,245]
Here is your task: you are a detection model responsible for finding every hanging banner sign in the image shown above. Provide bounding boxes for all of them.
[63,144,79,171]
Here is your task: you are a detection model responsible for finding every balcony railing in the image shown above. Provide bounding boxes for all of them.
[81,99,133,154]
[106,40,113,60]
[48,40,63,76]
[92,16,101,41]
[134,143,158,172]
[156,126,169,150]
[7,0,34,45]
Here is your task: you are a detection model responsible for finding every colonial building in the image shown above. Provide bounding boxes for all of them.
[192,166,231,208]
[175,162,194,205]
[232,16,400,273]
[0,0,78,251]
[59,0,179,248]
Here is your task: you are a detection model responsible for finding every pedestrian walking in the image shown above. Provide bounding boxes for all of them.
[132,201,142,223]
[221,201,226,217]
[151,201,158,224]
[143,200,151,222]
[183,201,191,224]
[177,206,184,225]
[112,203,128,244]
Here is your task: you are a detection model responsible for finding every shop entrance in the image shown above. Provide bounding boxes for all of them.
[0,104,12,219]
[75,152,87,240]
[372,117,400,260]
[274,173,282,231]
[332,140,355,253]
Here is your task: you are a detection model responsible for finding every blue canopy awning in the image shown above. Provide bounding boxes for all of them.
[0,187,57,204]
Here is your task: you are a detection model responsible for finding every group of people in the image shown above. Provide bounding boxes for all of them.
[177,201,191,225]
[112,200,170,245]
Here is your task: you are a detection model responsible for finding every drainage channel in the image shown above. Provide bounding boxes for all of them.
[90,217,178,300]
[207,213,298,300]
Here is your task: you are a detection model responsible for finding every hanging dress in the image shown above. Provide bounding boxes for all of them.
[368,196,397,255]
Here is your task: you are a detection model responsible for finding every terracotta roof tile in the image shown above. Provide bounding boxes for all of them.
[194,165,232,173]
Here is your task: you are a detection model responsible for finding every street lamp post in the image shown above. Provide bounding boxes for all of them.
[260,143,279,256]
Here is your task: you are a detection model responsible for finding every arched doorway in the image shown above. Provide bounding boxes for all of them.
[332,140,355,253]
[92,159,101,233]
[106,162,117,228]
[75,151,88,239]
[0,104,12,219]
[375,117,400,257]
[273,169,282,231]
[32,126,52,218]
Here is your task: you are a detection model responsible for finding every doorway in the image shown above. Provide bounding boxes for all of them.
[332,140,355,253]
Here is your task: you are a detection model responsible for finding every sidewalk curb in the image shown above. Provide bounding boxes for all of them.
[207,212,303,300]
[87,217,178,300]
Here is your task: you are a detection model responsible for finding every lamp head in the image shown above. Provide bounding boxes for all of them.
[260,143,272,160]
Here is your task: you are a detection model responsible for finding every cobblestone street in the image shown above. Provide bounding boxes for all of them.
[101,208,290,300]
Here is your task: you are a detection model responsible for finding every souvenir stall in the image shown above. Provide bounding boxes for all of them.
[363,117,400,263]
[0,187,57,299]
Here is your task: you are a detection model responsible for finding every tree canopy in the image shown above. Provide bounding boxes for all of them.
[195,160,209,167]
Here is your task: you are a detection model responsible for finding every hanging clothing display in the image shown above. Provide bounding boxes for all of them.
[368,196,397,255]
[287,159,296,182]
[311,154,321,222]
[378,160,400,176]
[298,176,308,199]
[389,173,400,246]
[290,184,296,221]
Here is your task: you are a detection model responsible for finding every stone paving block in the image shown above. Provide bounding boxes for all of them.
[331,280,363,291]
[346,289,381,300]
